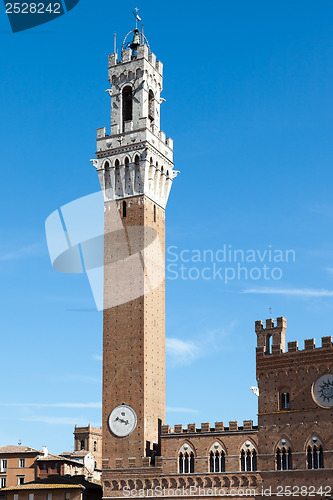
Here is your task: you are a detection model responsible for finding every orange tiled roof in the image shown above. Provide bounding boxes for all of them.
[2,484,84,491]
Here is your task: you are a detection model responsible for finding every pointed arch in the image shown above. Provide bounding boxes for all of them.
[305,436,324,469]
[275,438,292,471]
[240,440,257,472]
[178,442,195,474]
[208,441,226,473]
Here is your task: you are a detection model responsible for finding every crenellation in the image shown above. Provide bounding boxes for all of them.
[137,44,148,59]
[215,421,224,431]
[321,335,332,348]
[174,424,183,433]
[122,48,132,62]
[255,319,263,332]
[155,60,163,75]
[265,318,274,329]
[243,420,253,430]
[108,53,117,67]
[288,340,298,352]
[228,421,238,431]
[163,421,257,435]
[148,52,156,66]
[304,338,316,350]
[97,127,106,139]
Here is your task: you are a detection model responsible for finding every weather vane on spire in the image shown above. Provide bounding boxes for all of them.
[133,7,142,30]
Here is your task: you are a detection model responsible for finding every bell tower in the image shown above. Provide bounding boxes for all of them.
[92,22,177,479]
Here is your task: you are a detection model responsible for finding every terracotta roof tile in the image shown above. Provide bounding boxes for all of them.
[0,446,41,454]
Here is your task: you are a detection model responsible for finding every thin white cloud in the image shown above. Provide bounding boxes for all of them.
[19,416,100,426]
[166,321,237,367]
[166,406,199,414]
[0,403,101,409]
[166,338,200,365]
[55,375,101,384]
[0,243,43,261]
[242,287,333,297]
[92,355,102,361]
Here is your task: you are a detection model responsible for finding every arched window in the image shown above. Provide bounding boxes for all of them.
[178,444,195,474]
[209,450,225,473]
[123,200,127,218]
[240,441,257,472]
[307,439,324,469]
[93,441,97,452]
[209,442,226,473]
[148,89,154,121]
[122,86,133,123]
[276,447,292,470]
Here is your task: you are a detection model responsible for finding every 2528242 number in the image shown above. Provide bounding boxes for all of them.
[5,3,61,14]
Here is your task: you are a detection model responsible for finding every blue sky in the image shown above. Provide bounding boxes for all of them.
[1,0,333,454]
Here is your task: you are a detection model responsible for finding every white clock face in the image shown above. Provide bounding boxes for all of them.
[312,374,333,408]
[108,405,137,437]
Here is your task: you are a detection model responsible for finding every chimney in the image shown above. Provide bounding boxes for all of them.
[42,446,48,457]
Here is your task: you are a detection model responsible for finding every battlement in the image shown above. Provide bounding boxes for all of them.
[161,420,257,435]
[74,424,102,433]
[257,335,333,355]
[256,316,287,354]
[108,47,163,75]
[256,316,333,357]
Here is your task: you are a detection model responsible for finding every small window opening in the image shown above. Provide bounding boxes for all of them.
[154,205,156,222]
[280,392,290,410]
[123,201,127,218]
[122,86,133,123]
[148,90,154,121]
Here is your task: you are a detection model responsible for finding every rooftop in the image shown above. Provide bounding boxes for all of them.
[1,484,84,491]
[0,445,41,454]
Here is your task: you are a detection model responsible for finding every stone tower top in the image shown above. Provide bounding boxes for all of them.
[93,23,177,208]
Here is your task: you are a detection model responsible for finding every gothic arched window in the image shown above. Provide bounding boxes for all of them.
[240,442,257,472]
[178,444,195,474]
[276,447,292,470]
[210,450,225,473]
[307,441,324,469]
[122,86,133,123]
